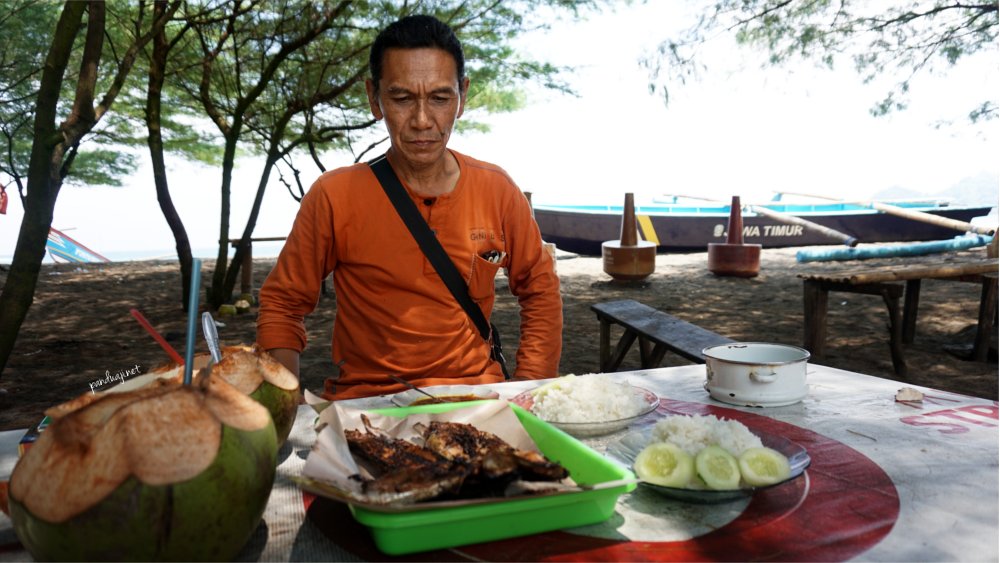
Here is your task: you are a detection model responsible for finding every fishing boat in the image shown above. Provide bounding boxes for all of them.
[532,199,995,256]
[46,228,110,263]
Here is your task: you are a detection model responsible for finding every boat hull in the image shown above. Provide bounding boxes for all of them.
[533,205,994,255]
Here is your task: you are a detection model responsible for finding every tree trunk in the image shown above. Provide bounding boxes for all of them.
[222,150,281,300]
[145,0,192,310]
[0,1,87,378]
[208,132,240,309]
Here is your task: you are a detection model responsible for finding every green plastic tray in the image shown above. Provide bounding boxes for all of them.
[347,401,636,555]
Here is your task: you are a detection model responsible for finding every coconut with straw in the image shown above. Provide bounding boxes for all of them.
[7,259,279,561]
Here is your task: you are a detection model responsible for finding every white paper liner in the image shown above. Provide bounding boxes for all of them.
[303,389,329,410]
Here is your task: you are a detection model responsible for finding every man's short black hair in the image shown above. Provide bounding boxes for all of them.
[369,14,465,93]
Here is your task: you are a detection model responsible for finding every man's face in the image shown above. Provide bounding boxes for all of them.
[366,47,469,170]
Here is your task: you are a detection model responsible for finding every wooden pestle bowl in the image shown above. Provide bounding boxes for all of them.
[707,242,762,278]
[602,240,657,281]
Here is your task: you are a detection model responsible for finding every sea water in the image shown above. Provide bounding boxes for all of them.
[0,241,287,265]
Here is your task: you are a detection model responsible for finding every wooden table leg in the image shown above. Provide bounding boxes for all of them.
[639,337,652,367]
[605,331,638,373]
[973,275,998,362]
[638,338,668,369]
[881,288,907,377]
[646,343,668,368]
[240,240,253,297]
[803,280,829,360]
[903,279,921,345]
[598,317,611,372]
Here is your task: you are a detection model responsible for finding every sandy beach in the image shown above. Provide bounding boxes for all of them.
[0,245,995,431]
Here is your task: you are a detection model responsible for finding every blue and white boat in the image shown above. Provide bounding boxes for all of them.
[531,198,994,255]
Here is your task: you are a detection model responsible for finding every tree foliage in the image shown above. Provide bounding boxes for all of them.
[0,1,213,196]
[645,0,999,121]
[0,1,59,200]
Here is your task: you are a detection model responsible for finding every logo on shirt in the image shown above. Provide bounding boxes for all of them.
[469,228,504,242]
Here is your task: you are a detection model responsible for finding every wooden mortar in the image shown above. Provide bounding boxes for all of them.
[602,193,656,280]
[707,196,761,278]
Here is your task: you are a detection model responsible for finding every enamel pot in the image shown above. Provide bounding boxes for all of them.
[702,342,810,407]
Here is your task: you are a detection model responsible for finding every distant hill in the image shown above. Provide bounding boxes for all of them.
[874,185,936,202]
[876,171,998,208]
[936,172,999,207]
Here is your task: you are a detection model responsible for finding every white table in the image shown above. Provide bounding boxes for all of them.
[2,364,997,561]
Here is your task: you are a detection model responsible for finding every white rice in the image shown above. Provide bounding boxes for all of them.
[530,374,648,423]
[651,414,762,456]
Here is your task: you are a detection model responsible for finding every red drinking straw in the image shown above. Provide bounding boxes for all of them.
[130,308,185,365]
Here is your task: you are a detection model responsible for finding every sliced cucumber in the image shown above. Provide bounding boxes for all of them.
[738,446,791,486]
[634,442,695,488]
[695,445,741,490]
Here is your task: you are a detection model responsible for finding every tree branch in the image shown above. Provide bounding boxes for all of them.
[64,1,105,138]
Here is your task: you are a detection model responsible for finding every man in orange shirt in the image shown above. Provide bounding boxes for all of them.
[257,15,562,400]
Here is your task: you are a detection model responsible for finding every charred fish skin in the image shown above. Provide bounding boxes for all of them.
[421,420,513,461]
[413,421,517,496]
[360,462,470,504]
[419,421,490,463]
[345,414,448,474]
[511,449,569,481]
[344,428,444,474]
[419,421,569,482]
[344,417,472,504]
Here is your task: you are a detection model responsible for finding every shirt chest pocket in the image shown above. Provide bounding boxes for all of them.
[468,252,505,300]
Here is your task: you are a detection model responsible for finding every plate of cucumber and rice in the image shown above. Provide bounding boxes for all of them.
[605,413,811,503]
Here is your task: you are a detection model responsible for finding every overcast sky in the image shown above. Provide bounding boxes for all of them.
[1,2,996,260]
[453,2,997,206]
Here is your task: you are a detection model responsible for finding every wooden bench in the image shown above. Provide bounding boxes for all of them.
[591,299,735,373]
[799,258,998,376]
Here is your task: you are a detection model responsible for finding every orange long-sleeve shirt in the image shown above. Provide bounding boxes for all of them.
[257,150,562,400]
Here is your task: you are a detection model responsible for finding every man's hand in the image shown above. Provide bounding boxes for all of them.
[267,348,300,379]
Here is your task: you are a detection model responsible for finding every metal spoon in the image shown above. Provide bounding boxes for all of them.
[201,312,222,364]
[386,374,440,402]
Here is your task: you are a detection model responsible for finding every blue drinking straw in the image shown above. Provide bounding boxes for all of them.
[183,258,202,385]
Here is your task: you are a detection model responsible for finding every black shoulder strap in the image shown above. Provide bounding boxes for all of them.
[368,154,491,341]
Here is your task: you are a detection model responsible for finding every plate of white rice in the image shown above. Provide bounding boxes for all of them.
[510,374,659,438]
[605,414,811,503]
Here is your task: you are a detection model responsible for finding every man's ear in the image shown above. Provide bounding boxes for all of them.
[365,78,383,120]
[456,76,470,118]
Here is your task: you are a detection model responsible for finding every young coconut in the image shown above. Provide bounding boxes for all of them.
[212,344,300,445]
[8,372,277,562]
[111,344,300,445]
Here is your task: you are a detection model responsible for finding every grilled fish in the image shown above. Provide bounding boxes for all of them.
[345,415,444,474]
[343,416,569,504]
[418,421,569,482]
[344,415,469,503]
